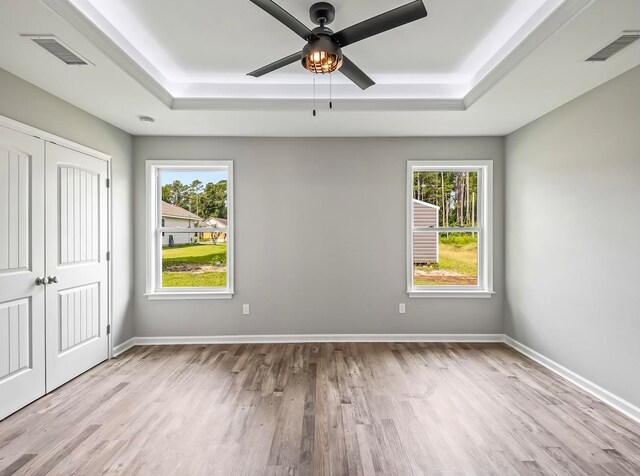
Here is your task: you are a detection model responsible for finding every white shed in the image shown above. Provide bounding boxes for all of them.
[413,199,439,264]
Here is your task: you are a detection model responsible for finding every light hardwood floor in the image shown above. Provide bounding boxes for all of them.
[0,343,639,475]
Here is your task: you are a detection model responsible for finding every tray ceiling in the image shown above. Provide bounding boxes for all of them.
[39,0,588,108]
[0,0,638,135]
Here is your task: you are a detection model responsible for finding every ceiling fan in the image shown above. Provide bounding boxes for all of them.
[247,0,428,90]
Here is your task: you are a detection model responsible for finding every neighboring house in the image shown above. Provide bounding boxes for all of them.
[161,201,202,246]
[413,199,439,264]
[200,217,228,243]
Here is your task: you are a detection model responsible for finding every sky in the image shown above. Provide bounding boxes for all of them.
[160,170,227,186]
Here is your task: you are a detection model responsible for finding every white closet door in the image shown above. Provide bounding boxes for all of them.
[45,143,109,392]
[0,126,46,420]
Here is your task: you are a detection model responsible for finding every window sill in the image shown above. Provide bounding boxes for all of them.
[408,290,494,299]
[145,291,233,301]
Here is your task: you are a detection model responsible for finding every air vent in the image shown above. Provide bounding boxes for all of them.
[21,35,92,66]
[586,32,640,62]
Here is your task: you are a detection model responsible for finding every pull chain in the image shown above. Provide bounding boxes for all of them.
[329,72,333,109]
[313,75,316,117]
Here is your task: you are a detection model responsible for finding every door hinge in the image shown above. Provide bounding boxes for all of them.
[106,251,111,261]
[106,324,111,335]
[106,178,110,188]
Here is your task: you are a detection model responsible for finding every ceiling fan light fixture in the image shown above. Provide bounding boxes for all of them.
[302,37,343,74]
[248,0,427,89]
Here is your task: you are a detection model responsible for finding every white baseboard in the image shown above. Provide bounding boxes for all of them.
[112,338,136,357]
[112,334,502,357]
[503,335,640,424]
[121,334,504,347]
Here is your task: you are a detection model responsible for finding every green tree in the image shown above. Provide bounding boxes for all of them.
[162,180,190,209]
[202,180,227,219]
[188,180,204,216]
[413,171,477,227]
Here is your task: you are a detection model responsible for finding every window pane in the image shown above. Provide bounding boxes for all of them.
[413,232,478,286]
[159,168,229,289]
[161,233,227,288]
[412,171,478,228]
[160,169,228,225]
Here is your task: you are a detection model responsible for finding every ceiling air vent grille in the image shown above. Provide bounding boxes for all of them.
[23,35,92,66]
[586,33,640,62]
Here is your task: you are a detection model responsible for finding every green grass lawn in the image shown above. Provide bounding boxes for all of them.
[162,238,476,288]
[162,243,227,288]
[162,271,227,287]
[414,234,478,286]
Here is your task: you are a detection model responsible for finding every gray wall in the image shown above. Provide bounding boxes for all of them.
[505,66,640,407]
[133,137,505,337]
[0,68,135,346]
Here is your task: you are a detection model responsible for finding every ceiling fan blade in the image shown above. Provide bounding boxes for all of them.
[332,0,427,47]
[249,0,317,41]
[247,51,303,77]
[339,56,375,90]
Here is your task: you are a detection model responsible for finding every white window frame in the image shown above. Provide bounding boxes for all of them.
[407,160,493,298]
[145,160,234,300]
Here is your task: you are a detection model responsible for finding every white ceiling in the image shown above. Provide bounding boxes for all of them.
[45,0,567,100]
[78,0,546,81]
[0,0,638,136]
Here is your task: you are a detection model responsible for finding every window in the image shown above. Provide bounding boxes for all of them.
[146,160,233,299]
[407,160,493,298]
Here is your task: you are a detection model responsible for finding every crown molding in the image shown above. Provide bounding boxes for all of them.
[463,0,594,108]
[41,0,174,107]
[170,97,466,111]
[42,0,593,112]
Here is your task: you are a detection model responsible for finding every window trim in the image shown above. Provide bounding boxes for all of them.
[406,160,493,298]
[145,159,234,300]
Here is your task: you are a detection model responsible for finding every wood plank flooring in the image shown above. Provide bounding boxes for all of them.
[1,343,639,475]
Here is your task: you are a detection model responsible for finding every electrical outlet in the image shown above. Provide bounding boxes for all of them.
[243,304,250,315]
[399,303,406,314]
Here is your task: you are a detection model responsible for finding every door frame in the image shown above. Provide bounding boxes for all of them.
[0,114,114,360]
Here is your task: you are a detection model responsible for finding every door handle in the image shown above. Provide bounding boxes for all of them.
[35,276,50,286]
[47,276,59,284]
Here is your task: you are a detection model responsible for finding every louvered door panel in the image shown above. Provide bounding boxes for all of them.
[59,166,99,264]
[0,299,31,378]
[58,283,99,352]
[0,145,29,272]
